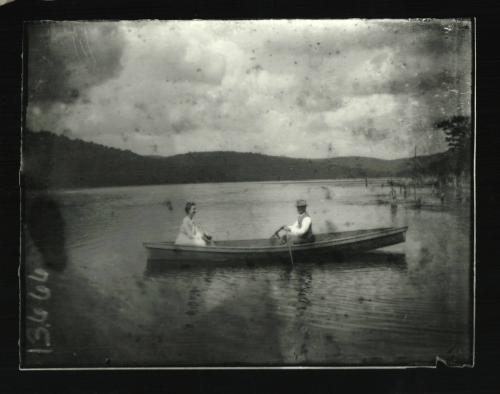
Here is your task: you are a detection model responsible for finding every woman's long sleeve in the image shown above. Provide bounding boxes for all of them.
[180,218,195,239]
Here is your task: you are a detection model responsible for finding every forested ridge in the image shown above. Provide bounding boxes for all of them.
[22,130,451,189]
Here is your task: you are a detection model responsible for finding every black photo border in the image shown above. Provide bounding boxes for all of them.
[1,0,499,393]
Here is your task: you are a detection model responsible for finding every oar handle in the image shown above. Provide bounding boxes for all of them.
[271,226,285,238]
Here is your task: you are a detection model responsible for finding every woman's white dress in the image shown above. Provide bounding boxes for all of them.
[174,216,207,246]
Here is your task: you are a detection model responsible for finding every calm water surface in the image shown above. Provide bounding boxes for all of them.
[23,180,472,367]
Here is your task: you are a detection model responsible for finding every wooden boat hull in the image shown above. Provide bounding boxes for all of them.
[143,226,408,265]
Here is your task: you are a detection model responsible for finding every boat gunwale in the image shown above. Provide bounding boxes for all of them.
[143,226,408,254]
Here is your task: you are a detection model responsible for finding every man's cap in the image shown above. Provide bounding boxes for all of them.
[296,199,307,207]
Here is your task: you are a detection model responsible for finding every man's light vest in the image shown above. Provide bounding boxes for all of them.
[297,212,314,242]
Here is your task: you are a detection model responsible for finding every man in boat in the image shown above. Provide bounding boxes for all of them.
[175,202,213,246]
[281,199,315,244]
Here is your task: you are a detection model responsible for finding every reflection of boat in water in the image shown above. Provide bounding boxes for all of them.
[145,250,408,275]
[143,227,408,266]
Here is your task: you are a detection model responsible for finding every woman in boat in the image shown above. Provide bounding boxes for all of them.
[281,199,315,244]
[175,202,213,246]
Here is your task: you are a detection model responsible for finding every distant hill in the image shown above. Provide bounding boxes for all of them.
[22,130,449,189]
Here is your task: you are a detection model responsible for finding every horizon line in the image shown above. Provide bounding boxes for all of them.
[27,129,448,162]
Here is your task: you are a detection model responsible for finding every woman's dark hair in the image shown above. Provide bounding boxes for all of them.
[185,201,196,214]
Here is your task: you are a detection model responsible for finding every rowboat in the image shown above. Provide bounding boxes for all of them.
[143,226,408,265]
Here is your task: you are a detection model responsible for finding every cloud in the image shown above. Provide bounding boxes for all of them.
[28,22,126,104]
[27,19,472,159]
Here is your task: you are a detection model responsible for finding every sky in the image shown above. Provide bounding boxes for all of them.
[26,19,472,160]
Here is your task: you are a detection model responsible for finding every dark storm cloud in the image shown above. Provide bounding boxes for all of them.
[388,20,471,56]
[263,19,470,58]
[27,22,126,104]
[372,69,458,96]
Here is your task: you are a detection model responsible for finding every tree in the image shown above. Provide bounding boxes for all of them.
[434,115,472,177]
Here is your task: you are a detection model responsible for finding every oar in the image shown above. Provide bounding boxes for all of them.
[286,236,294,266]
[270,226,294,266]
[270,226,285,239]
[279,227,295,266]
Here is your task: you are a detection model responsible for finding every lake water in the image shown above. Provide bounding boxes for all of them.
[22,180,472,367]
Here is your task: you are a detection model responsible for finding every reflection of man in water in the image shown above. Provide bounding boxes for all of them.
[282,199,315,244]
[390,186,397,204]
